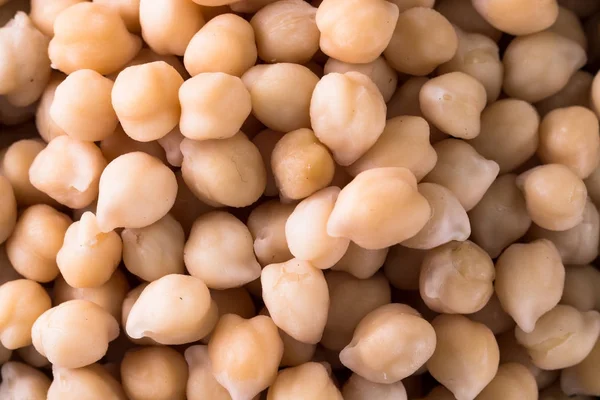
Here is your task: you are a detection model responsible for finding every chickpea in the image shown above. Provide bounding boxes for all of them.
[591,70,600,118]
[170,171,215,235]
[560,0,600,17]
[126,274,218,344]
[0,361,51,400]
[516,164,587,231]
[251,0,319,64]
[48,364,127,400]
[16,345,50,368]
[96,152,177,232]
[475,363,538,400]
[122,214,185,282]
[209,314,283,400]
[384,7,457,76]
[184,14,257,77]
[247,200,294,267]
[0,245,21,285]
[321,271,390,351]
[211,288,256,321]
[0,95,36,126]
[121,346,188,400]
[0,342,10,365]
[536,70,593,117]
[310,71,386,166]
[181,133,266,208]
[229,0,277,12]
[99,126,167,164]
[121,283,157,346]
[0,176,16,244]
[342,373,407,400]
[184,345,231,400]
[416,386,456,400]
[502,32,586,103]
[32,1,89,37]
[279,329,317,367]
[547,6,587,49]
[157,127,184,167]
[467,294,515,335]
[94,0,141,33]
[0,12,50,107]
[252,129,283,197]
[515,305,600,370]
[428,315,499,400]
[424,139,499,211]
[32,300,119,368]
[332,242,388,279]
[340,303,436,383]
[383,245,425,291]
[468,174,532,258]
[53,270,129,321]
[6,204,71,282]
[184,211,261,289]
[561,265,600,312]
[561,338,600,396]
[49,2,141,75]
[435,0,502,41]
[540,383,594,400]
[34,73,65,143]
[267,362,342,399]
[472,0,559,35]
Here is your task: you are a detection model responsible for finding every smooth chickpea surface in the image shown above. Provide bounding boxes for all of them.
[267,362,342,399]
[94,0,141,33]
[561,265,600,311]
[29,0,86,37]
[252,129,283,197]
[435,0,501,41]
[467,293,515,335]
[170,171,215,234]
[547,5,587,49]
[157,127,184,167]
[247,200,294,266]
[343,373,407,400]
[0,175,16,244]
[475,362,538,400]
[536,70,593,116]
[185,345,232,400]
[560,337,600,396]
[473,0,559,35]
[34,73,66,143]
[48,364,127,400]
[0,361,51,400]
[99,125,167,164]
[331,242,388,279]
[120,283,156,346]
[383,245,425,291]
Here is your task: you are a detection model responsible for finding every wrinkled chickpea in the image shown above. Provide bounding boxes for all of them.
[48,364,127,400]
[267,362,342,399]
[560,338,600,396]
[247,200,294,266]
[536,70,593,117]
[561,265,600,311]
[383,245,425,291]
[467,293,515,335]
[252,129,283,197]
[29,0,86,37]
[435,0,501,41]
[331,242,388,279]
[0,361,51,400]
[343,373,407,400]
[472,0,559,35]
[0,175,16,244]
[475,363,538,400]
[184,345,232,400]
[99,126,167,164]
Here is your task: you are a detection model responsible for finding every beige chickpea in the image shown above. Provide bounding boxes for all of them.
[340,303,436,383]
[209,314,283,400]
[252,129,283,197]
[211,288,256,321]
[0,95,36,126]
[35,73,66,143]
[184,14,257,77]
[467,294,515,335]
[6,205,71,282]
[50,69,117,142]
[157,127,184,167]
[122,214,185,281]
[108,47,190,81]
[56,212,122,288]
[468,99,540,173]
[435,0,501,41]
[185,345,232,400]
[546,6,587,49]
[126,274,217,344]
[251,0,319,64]
[540,383,594,400]
[279,330,317,367]
[428,315,499,400]
[181,133,266,207]
[561,265,600,312]
[387,0,433,11]
[32,300,119,368]
[332,242,388,279]
[30,0,86,37]
[49,2,141,75]
[16,345,50,368]
[321,271,390,351]
[121,283,157,346]
[419,72,487,139]
[415,386,456,400]
[310,71,386,166]
[527,198,599,265]
[121,346,188,400]
[0,12,50,107]
[261,259,329,344]
[247,200,294,266]
[267,362,342,400]
[502,32,586,103]
[343,373,407,400]
[0,361,51,400]
[96,152,177,232]
[272,128,335,201]
[420,240,495,314]
[561,338,600,396]
[184,211,261,289]
[468,174,532,258]
[328,167,431,249]
[228,0,277,12]
[99,126,167,164]
[348,116,437,181]
[592,70,600,118]
[48,364,127,400]
[386,77,429,119]
[475,363,538,400]
[424,139,499,211]
[586,163,600,207]
[179,72,251,141]
[139,0,204,56]
[472,0,559,35]
[517,164,587,231]
[383,245,425,291]
[384,7,457,75]
[53,270,129,321]
[112,62,183,142]
[403,183,471,249]
[169,171,215,235]
[0,176,16,244]
[0,279,51,349]
[536,70,593,117]
[515,305,600,370]
[94,0,141,33]
[538,106,600,179]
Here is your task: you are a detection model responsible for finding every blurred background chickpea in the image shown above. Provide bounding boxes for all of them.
[0,361,51,400]
[560,338,600,396]
[170,171,215,235]
[94,0,142,33]
[267,362,342,399]
[99,126,167,164]
[185,345,232,400]
[546,5,587,50]
[467,294,515,335]
[109,47,190,81]
[247,200,294,266]
[48,364,127,400]
[540,383,595,400]
[331,242,388,279]
[16,344,50,368]
[342,372,407,400]
[252,129,283,196]
[474,363,538,400]
[383,245,425,291]
[536,70,593,117]
[472,0,559,35]
[157,128,184,167]
[435,0,502,41]
[561,265,600,311]
[0,175,16,244]
[29,0,86,37]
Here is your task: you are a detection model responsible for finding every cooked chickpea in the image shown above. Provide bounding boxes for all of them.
[0,95,36,126]
[211,288,256,321]
[536,70,593,117]
[560,338,600,396]
[157,127,184,167]
[348,116,437,181]
[321,271,390,351]
[424,139,499,211]
[184,211,261,289]
[540,383,594,400]
[228,0,276,12]
[467,294,515,335]
[547,5,587,48]
[473,0,559,35]
[585,163,600,206]
[383,245,425,291]
[475,363,538,400]
[561,265,600,311]
[427,315,499,400]
[34,73,66,143]
[502,32,587,103]
[6,204,71,282]
[184,345,232,400]
[515,305,600,370]
[181,133,266,208]
[0,342,10,365]
[48,364,127,400]
[0,361,51,400]
[340,303,436,383]
[120,283,157,346]
[416,385,456,400]
[332,242,388,279]
[251,130,283,197]
[209,314,283,400]
[121,346,188,400]
[0,244,21,286]
[108,47,190,81]
[122,214,185,281]
[99,126,167,164]
[170,171,215,234]
[342,373,407,400]
[0,176,16,244]
[112,62,183,142]
[435,0,501,41]
[516,164,587,231]
[247,200,294,266]
[386,77,428,118]
[184,14,257,77]
[279,329,317,367]
[32,300,119,368]
[48,2,141,75]
[16,345,50,368]
[96,152,177,232]
[94,0,141,33]
[29,0,86,37]
[592,70,600,118]
[267,362,342,399]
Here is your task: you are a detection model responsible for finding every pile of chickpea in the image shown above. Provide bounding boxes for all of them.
[1,0,600,399]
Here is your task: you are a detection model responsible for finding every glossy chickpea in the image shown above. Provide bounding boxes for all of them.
[472,0,559,35]
[561,338,600,396]
[267,362,342,399]
[184,345,231,400]
[536,70,593,117]
[99,126,167,164]
[475,363,538,400]
[561,265,600,311]
[94,0,141,33]
[332,242,388,279]
[0,176,16,244]
[210,288,256,321]
[48,364,127,400]
[467,294,515,335]
[0,361,51,400]
[435,0,501,41]
[252,129,283,196]
[383,245,425,291]
[29,0,86,36]
[157,128,184,167]
[184,14,257,77]
[247,200,294,266]
[48,2,141,75]
[343,373,407,400]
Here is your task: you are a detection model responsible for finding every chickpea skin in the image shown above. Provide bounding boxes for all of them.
[475,363,538,400]
[267,362,343,399]
[247,200,294,266]
[472,0,559,36]
[48,364,127,400]
[310,71,386,166]
[332,242,388,279]
[560,338,600,396]
[0,176,16,244]
[0,361,51,400]
[561,265,600,311]
[48,2,141,75]
[342,373,407,400]
[29,0,87,37]
[185,345,232,400]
